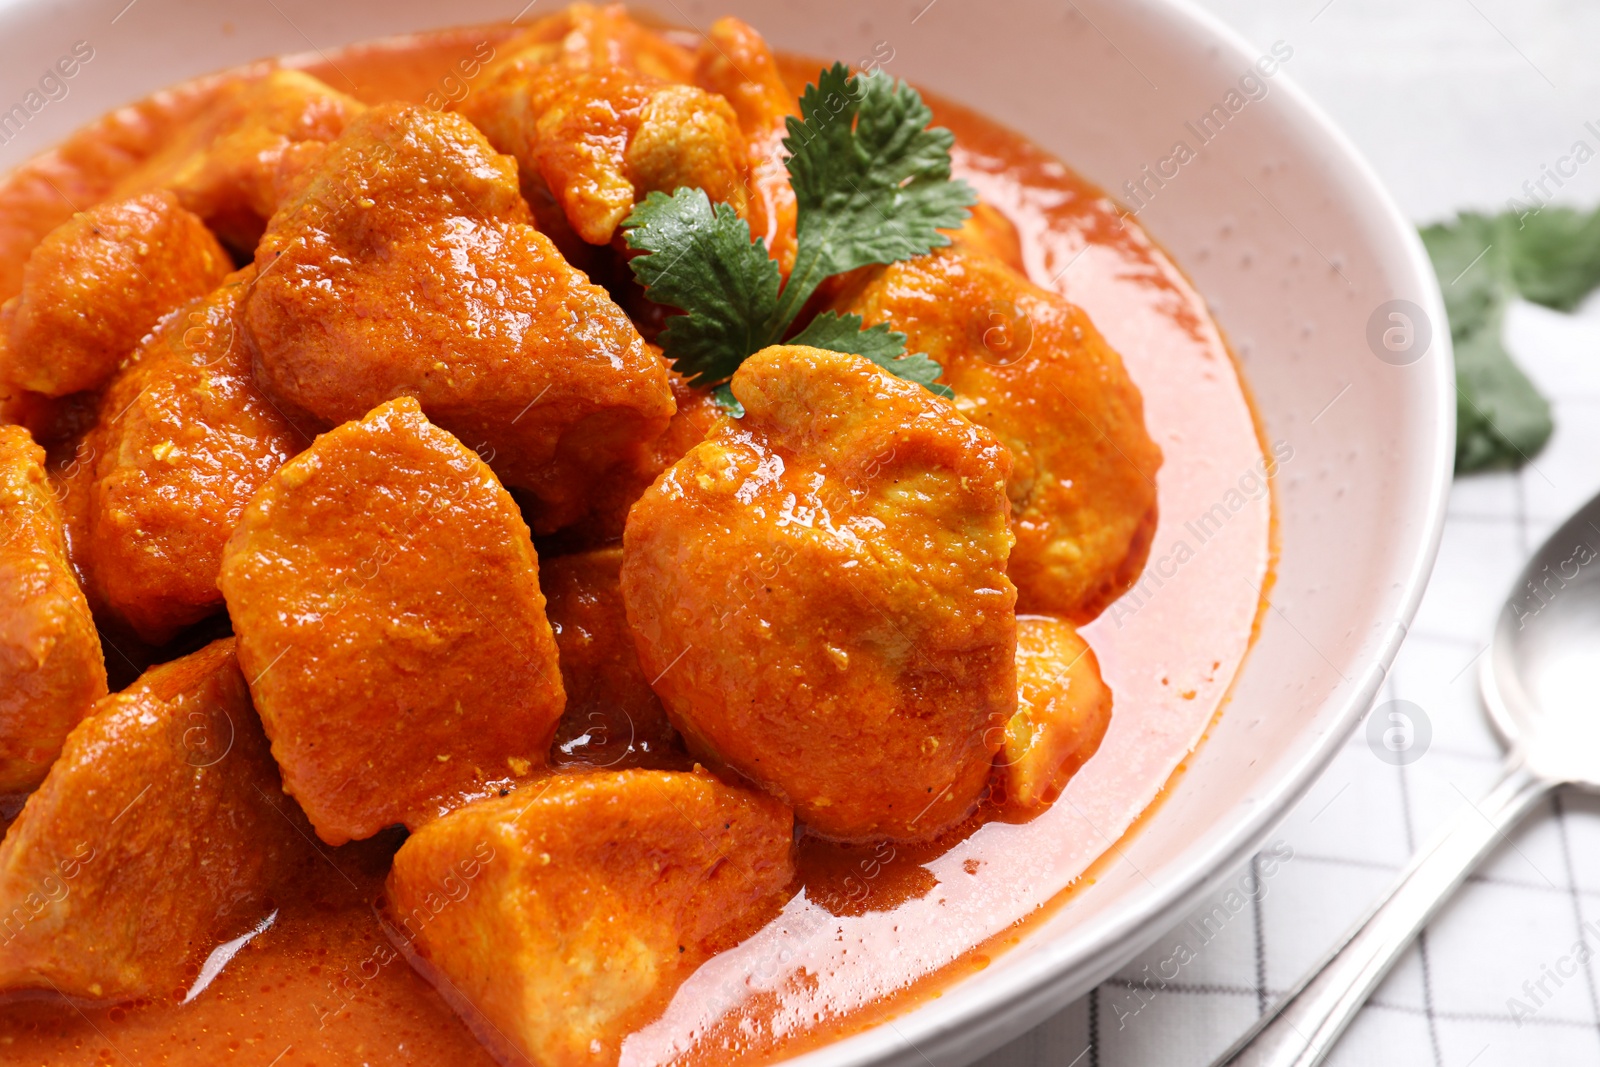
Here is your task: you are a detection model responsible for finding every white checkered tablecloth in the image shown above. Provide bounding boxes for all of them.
[977,1,1600,1065]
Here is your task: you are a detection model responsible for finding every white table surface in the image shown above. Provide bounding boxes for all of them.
[979,2,1600,1065]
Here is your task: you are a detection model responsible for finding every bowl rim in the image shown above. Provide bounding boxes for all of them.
[774,0,1456,1063]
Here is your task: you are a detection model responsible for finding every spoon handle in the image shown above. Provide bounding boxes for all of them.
[1212,759,1551,1067]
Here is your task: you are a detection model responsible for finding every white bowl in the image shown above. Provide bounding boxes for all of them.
[0,0,1452,1063]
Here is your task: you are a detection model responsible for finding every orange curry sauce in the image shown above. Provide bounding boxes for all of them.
[0,25,1272,1067]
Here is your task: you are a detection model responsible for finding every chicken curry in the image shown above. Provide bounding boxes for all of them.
[0,8,1272,1065]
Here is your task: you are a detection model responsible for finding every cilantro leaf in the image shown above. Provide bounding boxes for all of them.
[623,189,783,389]
[624,65,971,404]
[1422,212,1502,342]
[789,311,953,398]
[711,383,744,418]
[1416,209,1600,471]
[787,310,905,361]
[1451,306,1553,473]
[1505,207,1600,310]
[779,63,976,312]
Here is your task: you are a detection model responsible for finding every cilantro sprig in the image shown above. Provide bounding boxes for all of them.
[623,63,974,410]
[1421,208,1600,471]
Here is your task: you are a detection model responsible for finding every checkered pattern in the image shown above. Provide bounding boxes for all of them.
[975,281,1600,1067]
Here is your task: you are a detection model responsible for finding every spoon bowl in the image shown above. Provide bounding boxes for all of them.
[1483,491,1600,786]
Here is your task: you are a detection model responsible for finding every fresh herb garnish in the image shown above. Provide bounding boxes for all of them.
[623,63,975,411]
[780,64,977,322]
[625,190,783,392]
[1421,207,1600,471]
[788,311,950,395]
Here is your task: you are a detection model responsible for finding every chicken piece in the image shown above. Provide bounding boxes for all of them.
[694,17,799,273]
[464,66,747,247]
[62,268,305,645]
[386,769,794,1067]
[459,4,699,263]
[558,366,722,551]
[950,201,1026,275]
[622,346,1017,842]
[219,397,565,845]
[836,247,1162,621]
[246,102,675,532]
[0,426,105,793]
[117,70,366,252]
[0,639,305,999]
[543,548,683,769]
[0,191,230,398]
[481,3,696,83]
[997,616,1112,810]
[461,4,746,247]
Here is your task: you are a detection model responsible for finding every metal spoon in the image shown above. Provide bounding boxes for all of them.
[1213,488,1600,1067]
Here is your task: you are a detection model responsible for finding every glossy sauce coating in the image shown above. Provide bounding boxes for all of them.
[0,425,105,792]
[0,28,1270,1065]
[471,68,746,247]
[0,639,303,1000]
[837,246,1162,621]
[998,615,1113,810]
[387,769,795,1067]
[218,397,564,845]
[622,345,1017,843]
[1,190,230,397]
[65,267,306,645]
[245,100,676,532]
[114,69,366,253]
[461,4,748,246]
[693,17,799,274]
[559,365,724,552]
[542,547,685,770]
